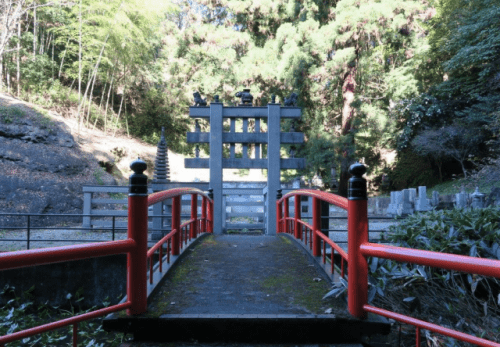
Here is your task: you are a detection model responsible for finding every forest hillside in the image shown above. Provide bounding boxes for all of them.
[0,0,499,199]
[0,91,268,217]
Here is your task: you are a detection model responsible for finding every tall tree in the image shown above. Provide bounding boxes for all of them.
[394,0,500,180]
[194,0,432,194]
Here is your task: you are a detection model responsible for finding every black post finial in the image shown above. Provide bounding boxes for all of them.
[208,188,214,200]
[348,162,367,200]
[214,95,220,103]
[271,94,276,104]
[129,158,148,196]
[276,189,282,200]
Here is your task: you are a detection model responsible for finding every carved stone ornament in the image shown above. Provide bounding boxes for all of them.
[284,92,298,107]
[235,89,253,106]
[193,91,207,106]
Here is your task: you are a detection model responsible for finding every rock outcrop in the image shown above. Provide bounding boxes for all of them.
[0,101,102,227]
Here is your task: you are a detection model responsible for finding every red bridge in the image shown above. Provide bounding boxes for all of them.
[0,161,499,347]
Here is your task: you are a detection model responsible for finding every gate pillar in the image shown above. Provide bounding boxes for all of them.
[267,102,281,234]
[209,100,223,234]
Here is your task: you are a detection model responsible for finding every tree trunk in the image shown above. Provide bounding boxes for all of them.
[86,72,97,127]
[113,92,125,137]
[17,22,20,96]
[33,6,36,60]
[85,36,108,127]
[460,160,467,178]
[93,82,107,129]
[51,35,54,80]
[77,0,82,137]
[58,38,70,78]
[7,63,10,94]
[39,25,44,55]
[437,160,443,182]
[338,64,357,197]
[104,73,115,133]
[0,54,3,93]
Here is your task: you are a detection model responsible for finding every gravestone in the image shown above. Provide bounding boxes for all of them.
[408,188,417,206]
[397,189,414,216]
[431,191,440,207]
[385,191,398,216]
[415,186,432,212]
[455,189,468,209]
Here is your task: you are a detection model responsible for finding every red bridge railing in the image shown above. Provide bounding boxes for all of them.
[0,159,213,347]
[146,187,213,284]
[277,162,500,347]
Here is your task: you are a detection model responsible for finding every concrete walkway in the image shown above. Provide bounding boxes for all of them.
[146,234,349,316]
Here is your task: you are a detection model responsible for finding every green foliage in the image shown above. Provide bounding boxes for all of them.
[392,0,500,180]
[388,150,440,189]
[21,55,57,92]
[128,88,191,154]
[386,208,500,256]
[0,106,26,123]
[93,167,105,185]
[0,285,129,346]
[365,207,500,340]
[2,0,499,185]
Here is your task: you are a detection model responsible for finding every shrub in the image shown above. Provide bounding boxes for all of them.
[367,208,500,345]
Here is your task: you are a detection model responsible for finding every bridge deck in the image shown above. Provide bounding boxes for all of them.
[146,234,346,316]
[104,234,390,344]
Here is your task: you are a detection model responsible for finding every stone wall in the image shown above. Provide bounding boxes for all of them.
[0,255,127,309]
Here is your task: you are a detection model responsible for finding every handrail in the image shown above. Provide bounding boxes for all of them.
[276,162,500,347]
[0,239,135,270]
[148,187,210,206]
[147,229,176,258]
[277,190,348,280]
[0,159,214,347]
[0,301,132,346]
[364,305,500,347]
[360,242,500,278]
[279,189,348,210]
[316,230,348,260]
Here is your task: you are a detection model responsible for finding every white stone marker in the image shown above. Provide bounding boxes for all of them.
[415,186,432,212]
[397,189,414,216]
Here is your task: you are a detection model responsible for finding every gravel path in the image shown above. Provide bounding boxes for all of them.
[0,227,128,252]
[0,218,400,252]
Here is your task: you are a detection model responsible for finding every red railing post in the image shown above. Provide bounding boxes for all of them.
[312,197,321,257]
[207,188,214,233]
[127,158,148,315]
[191,194,198,238]
[294,194,301,239]
[276,189,283,233]
[347,162,368,319]
[284,197,289,234]
[171,196,181,255]
[201,196,207,233]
